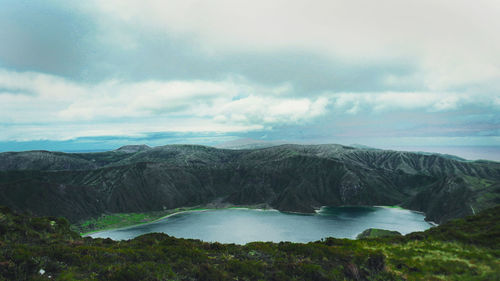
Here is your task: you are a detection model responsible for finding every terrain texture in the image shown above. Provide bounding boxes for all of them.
[0,205,499,280]
[0,144,499,224]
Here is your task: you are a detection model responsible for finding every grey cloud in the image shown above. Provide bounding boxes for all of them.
[213,51,423,94]
[0,1,497,151]
[0,1,470,97]
[0,87,34,96]
[0,1,424,95]
[0,1,94,78]
[79,28,424,94]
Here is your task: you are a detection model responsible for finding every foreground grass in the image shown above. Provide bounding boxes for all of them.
[364,240,499,280]
[0,206,499,280]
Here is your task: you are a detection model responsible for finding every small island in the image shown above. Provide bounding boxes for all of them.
[356,228,403,239]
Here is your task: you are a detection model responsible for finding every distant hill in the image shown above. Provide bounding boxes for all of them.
[0,144,498,224]
[397,150,468,162]
[349,144,468,161]
[348,144,380,150]
[114,144,151,153]
[215,138,287,149]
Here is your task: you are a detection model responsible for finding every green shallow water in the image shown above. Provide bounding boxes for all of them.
[90,206,432,244]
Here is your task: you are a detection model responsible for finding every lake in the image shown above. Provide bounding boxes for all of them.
[89,206,433,244]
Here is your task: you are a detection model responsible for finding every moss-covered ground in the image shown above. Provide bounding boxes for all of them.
[0,205,499,280]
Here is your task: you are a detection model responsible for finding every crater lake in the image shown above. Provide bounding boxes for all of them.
[89,206,433,244]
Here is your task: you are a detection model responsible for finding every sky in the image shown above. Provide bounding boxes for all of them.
[0,0,499,157]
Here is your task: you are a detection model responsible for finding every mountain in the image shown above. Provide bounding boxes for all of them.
[0,144,498,224]
[114,144,151,153]
[215,138,287,149]
[1,205,499,280]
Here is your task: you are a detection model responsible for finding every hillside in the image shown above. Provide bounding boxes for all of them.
[0,205,498,280]
[0,144,499,224]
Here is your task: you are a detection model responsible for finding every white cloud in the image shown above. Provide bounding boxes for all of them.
[329,91,499,114]
[1,68,497,141]
[206,95,329,125]
[0,69,328,140]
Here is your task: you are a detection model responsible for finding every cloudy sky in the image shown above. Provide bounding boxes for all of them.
[0,0,499,155]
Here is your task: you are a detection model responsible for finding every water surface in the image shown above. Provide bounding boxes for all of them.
[90,206,432,244]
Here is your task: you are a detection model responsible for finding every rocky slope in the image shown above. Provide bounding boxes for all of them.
[0,144,498,224]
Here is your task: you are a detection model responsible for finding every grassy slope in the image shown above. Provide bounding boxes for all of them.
[0,206,499,280]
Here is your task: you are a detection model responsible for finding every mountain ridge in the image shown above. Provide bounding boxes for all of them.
[0,144,498,224]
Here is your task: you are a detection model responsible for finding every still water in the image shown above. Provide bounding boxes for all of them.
[89,206,432,244]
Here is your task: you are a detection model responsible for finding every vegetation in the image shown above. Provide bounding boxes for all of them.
[1,205,499,280]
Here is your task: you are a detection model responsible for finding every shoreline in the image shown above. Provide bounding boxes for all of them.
[83,204,435,237]
[83,209,199,237]
[82,204,275,237]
